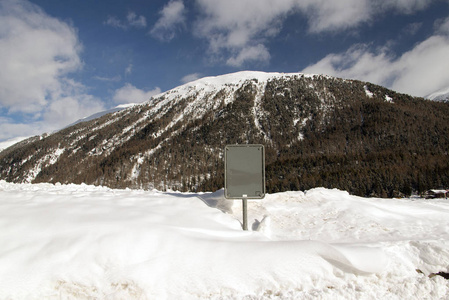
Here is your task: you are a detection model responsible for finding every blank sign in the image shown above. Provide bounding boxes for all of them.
[224,144,265,199]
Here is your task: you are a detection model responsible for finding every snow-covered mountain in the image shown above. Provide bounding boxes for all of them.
[0,136,31,153]
[426,86,449,102]
[64,103,137,129]
[1,71,449,197]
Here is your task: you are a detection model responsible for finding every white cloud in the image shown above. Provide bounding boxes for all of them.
[93,75,122,82]
[226,44,271,67]
[391,35,449,96]
[150,0,186,41]
[0,0,107,141]
[302,21,449,97]
[295,0,371,33]
[104,16,126,29]
[113,83,161,104]
[125,64,133,76]
[301,44,396,86]
[194,0,293,66]
[43,95,105,127]
[0,0,82,113]
[193,0,435,66]
[181,73,202,84]
[0,117,39,141]
[0,91,106,140]
[127,12,147,28]
[375,0,434,14]
[105,11,147,30]
[297,0,433,33]
[435,16,449,35]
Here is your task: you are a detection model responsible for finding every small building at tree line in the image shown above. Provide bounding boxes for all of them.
[424,189,449,199]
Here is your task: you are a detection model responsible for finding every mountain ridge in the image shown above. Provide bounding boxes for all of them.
[426,85,449,102]
[1,71,448,197]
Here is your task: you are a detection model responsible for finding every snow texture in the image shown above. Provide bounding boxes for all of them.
[364,85,374,98]
[426,86,449,102]
[0,181,448,299]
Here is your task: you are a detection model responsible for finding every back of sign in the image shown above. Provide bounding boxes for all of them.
[224,144,265,199]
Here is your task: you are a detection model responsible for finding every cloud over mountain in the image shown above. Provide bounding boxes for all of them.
[112,83,161,104]
[302,16,449,97]
[193,0,435,67]
[0,0,105,140]
[150,0,186,41]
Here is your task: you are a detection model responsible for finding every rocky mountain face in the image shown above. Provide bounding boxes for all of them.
[1,71,448,197]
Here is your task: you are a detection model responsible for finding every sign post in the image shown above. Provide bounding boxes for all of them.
[224,144,265,230]
[242,196,248,230]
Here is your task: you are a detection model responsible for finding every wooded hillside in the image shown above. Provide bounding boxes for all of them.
[1,73,448,197]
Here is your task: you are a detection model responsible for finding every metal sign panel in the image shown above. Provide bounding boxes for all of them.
[224,144,265,199]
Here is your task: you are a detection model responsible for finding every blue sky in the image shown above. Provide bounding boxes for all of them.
[1,0,449,141]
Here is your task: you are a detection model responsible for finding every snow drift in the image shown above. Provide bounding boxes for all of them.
[0,181,448,299]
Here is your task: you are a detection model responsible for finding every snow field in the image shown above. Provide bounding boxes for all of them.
[0,181,448,299]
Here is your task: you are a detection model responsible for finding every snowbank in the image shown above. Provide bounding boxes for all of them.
[0,181,448,299]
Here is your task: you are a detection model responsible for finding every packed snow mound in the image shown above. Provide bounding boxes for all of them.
[0,181,448,299]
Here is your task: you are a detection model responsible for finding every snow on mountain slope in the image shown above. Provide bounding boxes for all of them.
[2,70,449,197]
[0,181,448,299]
[426,86,449,102]
[0,136,30,153]
[1,71,313,184]
[64,103,138,129]
[147,71,305,127]
[154,71,302,99]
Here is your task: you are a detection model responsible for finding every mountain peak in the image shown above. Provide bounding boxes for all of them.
[149,71,314,103]
[178,70,305,87]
